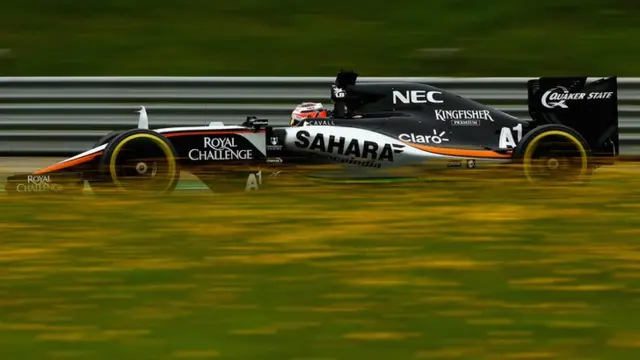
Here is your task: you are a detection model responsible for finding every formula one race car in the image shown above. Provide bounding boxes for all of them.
[4,70,619,194]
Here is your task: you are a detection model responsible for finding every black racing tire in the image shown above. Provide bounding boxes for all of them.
[93,131,124,148]
[512,124,593,185]
[89,129,180,194]
[86,131,124,191]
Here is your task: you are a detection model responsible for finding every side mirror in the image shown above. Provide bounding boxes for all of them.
[242,116,269,132]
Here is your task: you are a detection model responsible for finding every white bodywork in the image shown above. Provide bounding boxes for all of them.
[284,125,510,169]
[285,125,452,168]
[49,107,510,176]
[48,107,252,167]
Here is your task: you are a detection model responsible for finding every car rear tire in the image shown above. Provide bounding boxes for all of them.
[512,124,593,185]
[88,129,180,194]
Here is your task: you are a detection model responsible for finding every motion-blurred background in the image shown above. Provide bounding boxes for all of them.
[3,2,640,360]
[1,0,638,76]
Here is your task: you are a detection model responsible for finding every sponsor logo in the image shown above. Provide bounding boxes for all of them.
[332,85,346,98]
[294,130,405,164]
[435,109,494,124]
[541,86,613,109]
[267,136,282,151]
[322,156,385,168]
[266,157,283,163]
[399,130,450,145]
[251,119,268,126]
[305,119,335,126]
[16,175,63,193]
[189,137,253,161]
[392,90,443,104]
[451,119,480,126]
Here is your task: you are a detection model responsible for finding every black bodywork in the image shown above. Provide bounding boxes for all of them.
[311,71,618,159]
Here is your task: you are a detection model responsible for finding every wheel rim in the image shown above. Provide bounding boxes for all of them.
[109,134,177,192]
[523,131,588,183]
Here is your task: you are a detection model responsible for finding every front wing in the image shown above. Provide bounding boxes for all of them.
[5,172,86,195]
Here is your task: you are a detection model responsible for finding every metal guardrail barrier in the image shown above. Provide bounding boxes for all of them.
[1,77,640,156]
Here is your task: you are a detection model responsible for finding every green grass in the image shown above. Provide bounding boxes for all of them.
[2,165,640,359]
[1,0,639,76]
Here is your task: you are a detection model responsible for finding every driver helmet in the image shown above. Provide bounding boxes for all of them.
[290,102,328,126]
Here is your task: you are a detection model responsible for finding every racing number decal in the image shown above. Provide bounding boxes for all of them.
[245,170,262,191]
[499,124,523,149]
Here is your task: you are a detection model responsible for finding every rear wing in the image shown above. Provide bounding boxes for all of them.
[527,76,619,158]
